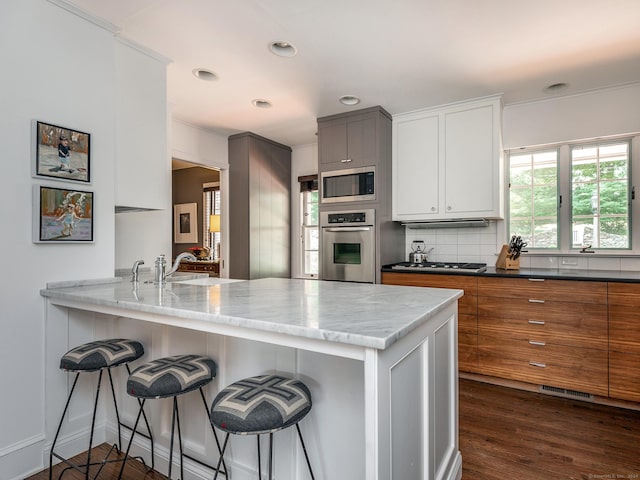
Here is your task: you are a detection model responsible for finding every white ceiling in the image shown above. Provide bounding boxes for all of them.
[68,0,640,147]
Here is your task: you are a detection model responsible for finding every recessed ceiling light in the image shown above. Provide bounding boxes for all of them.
[252,99,272,108]
[269,41,297,57]
[192,68,218,81]
[543,82,569,94]
[339,95,361,106]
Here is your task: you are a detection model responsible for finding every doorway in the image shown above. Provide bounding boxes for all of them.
[172,159,223,272]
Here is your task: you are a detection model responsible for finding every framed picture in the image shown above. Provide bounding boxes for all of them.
[33,120,91,183]
[34,185,94,243]
[174,203,198,243]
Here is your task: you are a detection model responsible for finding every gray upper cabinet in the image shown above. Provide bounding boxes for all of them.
[318,107,390,172]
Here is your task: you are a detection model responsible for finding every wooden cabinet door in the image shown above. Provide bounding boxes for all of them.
[610,351,640,402]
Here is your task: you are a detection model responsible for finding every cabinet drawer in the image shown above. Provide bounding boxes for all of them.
[478,331,608,396]
[478,277,607,304]
[478,297,607,349]
[609,351,640,402]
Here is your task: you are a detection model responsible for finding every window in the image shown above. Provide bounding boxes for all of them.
[571,142,630,249]
[507,138,632,251]
[300,175,319,277]
[509,149,559,248]
[204,185,221,260]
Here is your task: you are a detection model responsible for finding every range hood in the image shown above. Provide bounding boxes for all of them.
[401,219,489,229]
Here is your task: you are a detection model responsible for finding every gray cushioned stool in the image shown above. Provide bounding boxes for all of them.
[50,338,153,480]
[210,375,315,480]
[117,354,227,480]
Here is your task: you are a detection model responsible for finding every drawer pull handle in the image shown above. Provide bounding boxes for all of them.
[528,299,545,303]
[529,361,546,368]
[528,278,545,282]
[529,340,546,346]
[340,158,353,163]
[528,320,546,325]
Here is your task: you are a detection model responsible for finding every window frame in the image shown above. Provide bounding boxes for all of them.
[299,174,319,278]
[506,135,635,255]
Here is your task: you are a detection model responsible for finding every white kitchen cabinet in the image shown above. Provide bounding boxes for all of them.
[114,39,170,210]
[392,95,503,221]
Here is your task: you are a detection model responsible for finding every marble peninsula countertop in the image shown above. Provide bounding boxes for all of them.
[40,277,463,351]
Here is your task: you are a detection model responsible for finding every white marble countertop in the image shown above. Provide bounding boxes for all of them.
[40,277,462,350]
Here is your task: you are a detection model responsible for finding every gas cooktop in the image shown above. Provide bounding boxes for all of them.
[390,262,487,273]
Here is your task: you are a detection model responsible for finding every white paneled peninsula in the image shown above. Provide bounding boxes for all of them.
[41,277,462,480]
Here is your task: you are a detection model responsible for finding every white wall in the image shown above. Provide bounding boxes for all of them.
[503,82,640,149]
[0,1,119,477]
[290,144,318,278]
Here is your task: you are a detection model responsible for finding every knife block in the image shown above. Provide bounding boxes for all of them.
[495,244,520,270]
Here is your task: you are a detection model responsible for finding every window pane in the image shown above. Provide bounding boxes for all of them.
[533,185,557,217]
[301,189,319,276]
[533,219,558,248]
[600,217,629,248]
[510,188,532,217]
[600,180,628,215]
[571,141,630,249]
[508,149,558,249]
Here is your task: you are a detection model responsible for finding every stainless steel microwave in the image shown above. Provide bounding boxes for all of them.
[320,166,375,203]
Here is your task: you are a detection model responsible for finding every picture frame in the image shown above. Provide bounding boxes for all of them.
[174,203,198,244]
[33,120,91,183]
[33,185,94,243]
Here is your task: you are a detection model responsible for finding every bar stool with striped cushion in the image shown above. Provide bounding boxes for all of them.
[50,338,154,480]
[210,374,315,480]
[117,354,227,480]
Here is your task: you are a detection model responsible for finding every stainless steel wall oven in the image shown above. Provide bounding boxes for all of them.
[321,209,375,283]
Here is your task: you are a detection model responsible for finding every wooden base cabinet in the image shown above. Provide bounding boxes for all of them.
[608,283,640,402]
[477,277,608,396]
[381,272,479,373]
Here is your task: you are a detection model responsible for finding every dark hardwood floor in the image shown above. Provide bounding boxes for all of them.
[28,379,640,479]
[460,378,640,480]
[26,443,167,480]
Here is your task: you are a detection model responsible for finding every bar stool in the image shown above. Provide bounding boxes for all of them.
[118,354,227,480]
[210,374,315,480]
[50,338,154,480]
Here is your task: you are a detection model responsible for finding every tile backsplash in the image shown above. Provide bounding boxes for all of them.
[404,221,640,272]
[405,221,500,265]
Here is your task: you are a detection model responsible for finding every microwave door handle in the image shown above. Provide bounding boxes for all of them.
[324,227,372,232]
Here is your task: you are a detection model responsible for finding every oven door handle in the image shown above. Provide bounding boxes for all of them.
[323,227,373,232]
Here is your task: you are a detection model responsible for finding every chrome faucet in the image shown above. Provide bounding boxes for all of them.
[154,252,197,285]
[131,259,145,283]
[166,252,197,277]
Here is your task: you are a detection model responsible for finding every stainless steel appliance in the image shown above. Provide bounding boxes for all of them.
[409,240,430,264]
[321,209,375,283]
[389,261,487,273]
[320,166,375,204]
